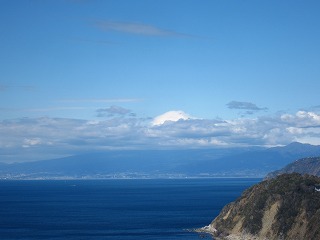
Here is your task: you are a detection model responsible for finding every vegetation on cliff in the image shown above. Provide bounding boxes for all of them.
[208,173,320,240]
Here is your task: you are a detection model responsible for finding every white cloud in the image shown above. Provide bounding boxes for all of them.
[22,138,43,148]
[281,111,320,127]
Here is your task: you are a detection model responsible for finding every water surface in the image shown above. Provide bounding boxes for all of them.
[0,178,260,239]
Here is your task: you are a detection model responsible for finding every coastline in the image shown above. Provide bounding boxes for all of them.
[193,225,216,239]
[194,225,261,240]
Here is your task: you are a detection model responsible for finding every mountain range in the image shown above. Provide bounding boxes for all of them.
[1,142,320,179]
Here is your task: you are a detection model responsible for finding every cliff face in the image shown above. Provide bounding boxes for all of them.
[266,157,320,179]
[204,173,320,240]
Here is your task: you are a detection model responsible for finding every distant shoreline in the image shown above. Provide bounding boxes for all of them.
[0,176,263,181]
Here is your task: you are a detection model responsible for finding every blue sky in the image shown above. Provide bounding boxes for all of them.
[1,0,320,162]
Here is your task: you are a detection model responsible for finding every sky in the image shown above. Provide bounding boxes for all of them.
[1,0,320,162]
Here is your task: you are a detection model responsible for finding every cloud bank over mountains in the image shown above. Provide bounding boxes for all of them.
[1,109,320,162]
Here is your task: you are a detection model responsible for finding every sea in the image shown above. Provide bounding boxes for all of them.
[0,178,260,240]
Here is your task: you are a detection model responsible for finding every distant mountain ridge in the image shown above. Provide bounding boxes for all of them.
[1,142,320,179]
[267,142,320,156]
[265,156,320,179]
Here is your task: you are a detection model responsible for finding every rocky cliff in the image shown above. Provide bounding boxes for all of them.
[265,156,320,179]
[199,173,320,240]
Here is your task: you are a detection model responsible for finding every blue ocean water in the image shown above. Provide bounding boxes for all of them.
[0,178,260,240]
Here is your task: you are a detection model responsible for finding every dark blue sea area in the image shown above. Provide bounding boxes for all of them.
[0,178,260,239]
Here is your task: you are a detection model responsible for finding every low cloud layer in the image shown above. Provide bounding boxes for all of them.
[1,110,320,162]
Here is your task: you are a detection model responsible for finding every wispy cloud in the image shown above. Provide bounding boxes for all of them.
[310,105,320,112]
[57,98,143,103]
[0,84,35,92]
[0,85,8,91]
[26,107,90,112]
[71,37,118,45]
[94,20,190,37]
[0,107,90,112]
[96,105,135,118]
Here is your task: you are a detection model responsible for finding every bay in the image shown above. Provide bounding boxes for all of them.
[0,178,260,239]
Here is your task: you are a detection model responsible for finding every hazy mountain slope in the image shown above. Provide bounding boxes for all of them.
[199,173,320,240]
[1,142,320,179]
[181,142,320,176]
[267,142,320,156]
[265,156,320,179]
[0,148,253,177]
